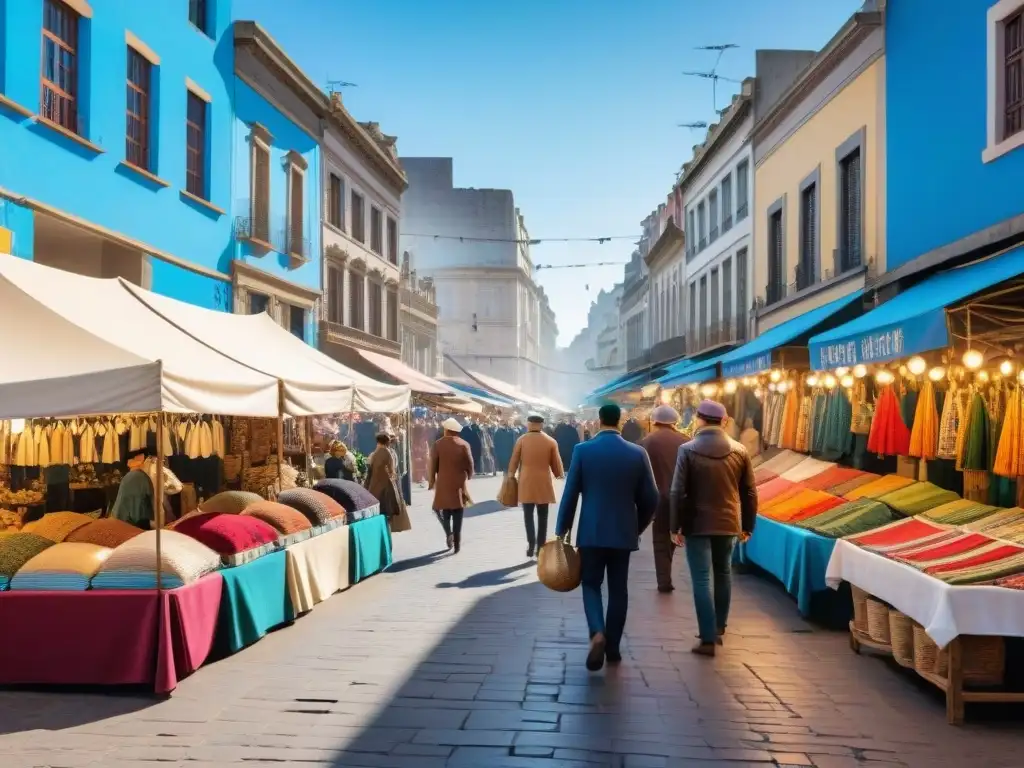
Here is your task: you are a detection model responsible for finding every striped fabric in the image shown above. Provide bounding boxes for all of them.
[762,490,840,523]
[843,475,918,501]
[963,507,1024,533]
[757,477,798,503]
[875,482,961,517]
[799,467,867,492]
[800,500,895,538]
[756,450,808,476]
[828,473,881,497]
[9,543,113,591]
[91,530,220,589]
[845,517,949,549]
[780,458,837,484]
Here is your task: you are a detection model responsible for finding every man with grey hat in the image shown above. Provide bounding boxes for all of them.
[670,400,757,656]
[640,404,689,593]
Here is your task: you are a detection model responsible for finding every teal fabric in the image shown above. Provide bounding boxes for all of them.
[734,515,836,617]
[109,470,153,527]
[349,515,393,583]
[215,550,292,654]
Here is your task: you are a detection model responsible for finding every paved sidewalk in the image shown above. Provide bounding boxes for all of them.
[1,475,1022,767]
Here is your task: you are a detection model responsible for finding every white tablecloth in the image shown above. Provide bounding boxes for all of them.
[826,539,1024,648]
[284,525,350,615]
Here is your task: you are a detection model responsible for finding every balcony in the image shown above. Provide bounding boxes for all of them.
[649,335,688,366]
[795,262,816,292]
[235,213,310,268]
[685,318,748,356]
[319,319,401,358]
[765,280,788,306]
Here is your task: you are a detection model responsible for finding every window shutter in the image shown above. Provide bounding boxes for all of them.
[253,145,270,241]
[289,167,304,257]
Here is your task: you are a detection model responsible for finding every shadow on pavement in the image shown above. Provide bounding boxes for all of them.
[435,561,534,590]
[387,550,450,573]
[464,499,513,518]
[0,688,157,735]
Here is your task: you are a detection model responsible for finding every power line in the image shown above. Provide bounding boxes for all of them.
[402,233,639,245]
[535,261,627,271]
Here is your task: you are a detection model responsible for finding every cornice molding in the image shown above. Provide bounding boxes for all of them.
[231,259,320,307]
[643,221,685,269]
[676,84,754,198]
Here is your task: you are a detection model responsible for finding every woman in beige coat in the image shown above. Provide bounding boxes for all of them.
[507,414,564,557]
[365,434,412,533]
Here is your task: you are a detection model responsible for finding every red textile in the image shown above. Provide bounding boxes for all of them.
[754,468,779,486]
[896,533,994,563]
[924,544,1024,575]
[847,518,945,547]
[0,574,222,693]
[172,512,278,555]
[867,387,911,456]
[758,477,797,502]
[788,496,846,523]
[800,467,865,491]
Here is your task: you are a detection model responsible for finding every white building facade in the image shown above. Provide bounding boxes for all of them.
[680,80,755,356]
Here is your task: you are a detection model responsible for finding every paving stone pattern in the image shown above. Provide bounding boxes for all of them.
[1,476,1023,766]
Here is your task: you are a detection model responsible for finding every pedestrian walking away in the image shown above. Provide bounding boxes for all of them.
[639,404,689,593]
[429,417,475,553]
[670,399,757,656]
[556,403,659,672]
[507,413,564,558]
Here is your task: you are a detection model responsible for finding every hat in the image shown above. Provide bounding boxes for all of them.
[651,405,679,425]
[527,413,544,424]
[696,400,727,421]
[442,417,464,433]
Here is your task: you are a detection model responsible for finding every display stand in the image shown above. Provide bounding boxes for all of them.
[284,524,350,615]
[349,514,392,583]
[214,550,292,655]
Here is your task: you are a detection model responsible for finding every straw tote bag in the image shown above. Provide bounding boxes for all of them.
[537,535,581,592]
[497,474,518,507]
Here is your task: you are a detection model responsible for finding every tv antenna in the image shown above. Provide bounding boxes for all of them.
[677,121,708,131]
[684,43,740,113]
[326,79,358,96]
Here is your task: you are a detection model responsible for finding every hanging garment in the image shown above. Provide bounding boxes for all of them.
[100,422,120,465]
[185,421,201,460]
[867,386,911,456]
[212,419,226,458]
[79,423,98,464]
[161,418,175,459]
[937,386,963,460]
[909,380,939,460]
[35,425,50,468]
[199,421,214,459]
[994,387,1024,478]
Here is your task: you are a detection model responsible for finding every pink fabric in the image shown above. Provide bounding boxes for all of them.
[0,573,222,693]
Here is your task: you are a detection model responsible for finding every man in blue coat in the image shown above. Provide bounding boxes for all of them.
[555,403,659,671]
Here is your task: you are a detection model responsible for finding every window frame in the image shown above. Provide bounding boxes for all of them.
[835,127,865,275]
[351,190,366,243]
[327,263,344,325]
[287,303,305,341]
[386,216,398,265]
[986,0,1024,162]
[328,172,344,230]
[188,0,209,36]
[185,89,207,199]
[766,195,787,306]
[125,46,153,170]
[797,165,821,289]
[736,159,750,221]
[40,0,80,135]
[370,205,383,255]
[348,268,365,330]
[248,125,272,243]
[721,173,733,233]
[286,159,306,259]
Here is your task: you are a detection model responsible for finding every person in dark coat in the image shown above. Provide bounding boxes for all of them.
[639,405,688,593]
[493,424,515,472]
[553,420,581,473]
[621,417,643,444]
[461,422,483,475]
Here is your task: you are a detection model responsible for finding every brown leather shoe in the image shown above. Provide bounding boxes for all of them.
[586,633,607,671]
[691,641,716,657]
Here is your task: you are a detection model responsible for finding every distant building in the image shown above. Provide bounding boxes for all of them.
[399,252,441,376]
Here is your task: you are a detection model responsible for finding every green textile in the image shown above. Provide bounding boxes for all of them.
[820,390,853,461]
[349,514,393,584]
[923,500,999,525]
[215,550,292,655]
[807,500,895,538]
[963,393,991,471]
[0,533,53,579]
[109,470,153,527]
[876,482,961,516]
[793,500,871,530]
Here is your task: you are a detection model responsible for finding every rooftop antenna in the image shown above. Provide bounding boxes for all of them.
[684,43,740,113]
[677,121,708,130]
[326,79,357,96]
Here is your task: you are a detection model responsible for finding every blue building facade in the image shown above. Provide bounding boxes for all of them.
[0,0,235,310]
[886,0,1024,276]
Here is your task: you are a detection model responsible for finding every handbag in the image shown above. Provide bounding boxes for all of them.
[537,535,581,592]
[496,473,518,507]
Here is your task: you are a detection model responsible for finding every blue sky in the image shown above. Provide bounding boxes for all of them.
[235,0,863,345]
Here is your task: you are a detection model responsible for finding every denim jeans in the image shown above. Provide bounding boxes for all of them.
[684,535,737,643]
[579,547,631,652]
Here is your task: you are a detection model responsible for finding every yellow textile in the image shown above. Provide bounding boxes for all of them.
[780,389,801,450]
[22,512,95,543]
[17,543,113,575]
[908,381,938,460]
[795,395,812,452]
[284,524,350,615]
[954,389,972,471]
[843,474,916,501]
[994,388,1024,478]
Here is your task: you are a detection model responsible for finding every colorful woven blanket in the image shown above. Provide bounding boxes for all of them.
[923,500,1001,526]
[21,512,95,543]
[875,482,961,516]
[843,475,918,501]
[780,458,837,484]
[799,467,867,492]
[828,473,881,497]
[757,477,798,503]
[800,500,895,538]
[845,517,949,549]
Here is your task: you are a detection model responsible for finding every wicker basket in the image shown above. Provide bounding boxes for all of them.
[866,597,892,645]
[223,455,242,483]
[888,609,914,667]
[914,624,946,675]
[537,538,581,592]
[961,636,1005,686]
[851,585,869,633]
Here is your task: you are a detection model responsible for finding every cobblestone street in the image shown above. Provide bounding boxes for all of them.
[1,475,1022,767]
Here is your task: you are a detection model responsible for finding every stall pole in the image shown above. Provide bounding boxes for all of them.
[304,416,313,487]
[155,414,166,594]
[347,410,355,450]
[276,383,285,495]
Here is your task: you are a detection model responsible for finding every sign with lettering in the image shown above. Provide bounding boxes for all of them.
[809,320,948,371]
[721,352,772,379]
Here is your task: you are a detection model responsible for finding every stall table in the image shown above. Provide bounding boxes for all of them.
[349,514,392,584]
[215,550,292,655]
[284,524,351,615]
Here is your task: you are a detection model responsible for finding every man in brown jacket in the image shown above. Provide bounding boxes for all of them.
[429,417,475,553]
[670,400,757,656]
[508,414,564,557]
[639,404,688,593]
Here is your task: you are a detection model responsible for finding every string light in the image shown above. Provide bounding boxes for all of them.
[840,375,854,389]
[660,389,673,404]
[824,375,838,389]
[908,356,927,376]
[768,382,777,392]
[806,375,819,387]
[1019,370,1024,385]
[853,364,868,378]
[836,367,849,377]
[963,349,984,370]
[701,383,718,398]
[1000,360,1015,376]
[9,419,25,435]
[929,366,946,382]
[876,370,895,385]
[769,370,782,383]
[978,370,990,383]
[777,381,789,393]
[724,379,738,394]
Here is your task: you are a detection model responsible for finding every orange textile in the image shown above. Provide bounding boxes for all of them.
[867,386,911,456]
[763,490,837,522]
[908,380,939,460]
[787,495,847,523]
[757,477,797,502]
[780,389,801,450]
[799,467,866,491]
[843,474,916,501]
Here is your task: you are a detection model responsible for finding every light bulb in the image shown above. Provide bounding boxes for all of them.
[963,349,984,370]
[741,377,752,386]
[688,383,699,393]
[841,375,854,389]
[876,370,895,385]
[777,381,789,393]
[768,382,777,392]
[908,356,927,376]
[701,384,717,398]
[836,367,849,377]
[1000,360,1015,376]
[928,367,945,382]
[806,375,819,387]
[1019,370,1024,385]
[899,365,908,376]
[660,389,673,404]
[769,369,782,383]
[853,364,868,379]
[753,387,763,398]
[9,418,25,435]
[824,375,837,389]
[977,370,990,383]
[724,379,738,394]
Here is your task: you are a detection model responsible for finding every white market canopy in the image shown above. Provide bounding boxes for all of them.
[0,253,280,419]
[464,370,572,413]
[121,282,410,415]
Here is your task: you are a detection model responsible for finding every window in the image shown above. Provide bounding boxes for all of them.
[1006,9,1023,139]
[370,206,383,254]
[41,0,79,133]
[387,285,399,341]
[349,270,365,329]
[369,280,383,336]
[721,174,732,232]
[185,91,206,198]
[386,217,398,265]
[736,249,748,340]
[250,132,271,242]
[723,258,733,329]
[328,174,344,229]
[351,191,365,243]
[697,201,706,250]
[248,292,269,315]
[687,209,696,257]
[799,182,817,289]
[327,265,344,324]
[768,209,784,304]
[736,160,749,220]
[125,48,152,170]
[839,149,862,272]
[699,275,708,349]
[288,305,305,341]
[708,189,719,243]
[710,268,720,343]
[288,164,305,258]
[188,0,208,33]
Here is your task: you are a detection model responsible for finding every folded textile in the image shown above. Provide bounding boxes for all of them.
[64,518,144,548]
[923,500,1001,526]
[91,529,220,589]
[843,475,918,501]
[170,511,279,566]
[845,517,949,549]
[0,533,55,580]
[756,450,807,476]
[278,488,346,525]
[788,496,849,526]
[753,468,779,486]
[21,511,96,543]
[762,490,839,523]
[242,501,314,536]
[924,543,1024,579]
[799,467,866,492]
[780,458,837,484]
[875,481,961,516]
[199,491,265,516]
[11,542,113,589]
[313,480,375,517]
[892,532,996,566]
[828,473,881,497]
[757,477,797,503]
[805,500,895,538]
[995,571,1024,589]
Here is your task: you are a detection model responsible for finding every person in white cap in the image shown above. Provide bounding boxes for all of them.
[429,417,474,553]
[639,404,688,593]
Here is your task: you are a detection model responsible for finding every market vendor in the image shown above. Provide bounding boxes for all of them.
[109,449,181,529]
[324,440,357,481]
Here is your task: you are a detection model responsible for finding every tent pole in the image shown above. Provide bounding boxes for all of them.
[277,383,285,496]
[155,414,165,592]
